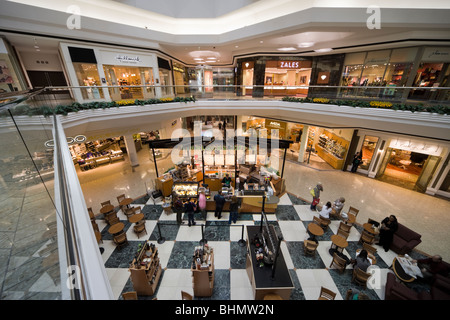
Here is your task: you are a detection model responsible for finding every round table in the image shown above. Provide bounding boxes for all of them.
[308,223,324,241]
[392,257,415,282]
[363,223,379,235]
[119,198,133,209]
[108,222,124,235]
[129,213,144,224]
[100,204,114,215]
[330,234,348,254]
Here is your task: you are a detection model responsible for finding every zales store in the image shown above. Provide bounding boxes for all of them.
[60,43,161,103]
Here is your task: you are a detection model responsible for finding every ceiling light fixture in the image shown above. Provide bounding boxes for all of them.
[314,48,333,53]
[278,47,296,51]
[298,42,315,48]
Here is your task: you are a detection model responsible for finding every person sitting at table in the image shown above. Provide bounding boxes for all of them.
[376,215,398,252]
[222,174,232,188]
[352,249,371,272]
[319,201,332,219]
[332,197,346,215]
[413,255,450,282]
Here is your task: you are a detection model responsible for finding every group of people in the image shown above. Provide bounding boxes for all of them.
[171,174,241,226]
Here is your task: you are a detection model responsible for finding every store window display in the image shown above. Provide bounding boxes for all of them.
[103,65,154,100]
[360,136,379,170]
[73,62,104,100]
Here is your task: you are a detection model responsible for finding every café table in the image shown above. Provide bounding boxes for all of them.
[363,223,379,235]
[119,198,133,210]
[391,256,422,283]
[108,222,125,235]
[100,204,115,215]
[330,234,348,254]
[307,223,324,241]
[129,213,144,224]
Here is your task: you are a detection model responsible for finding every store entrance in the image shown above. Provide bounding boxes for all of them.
[376,148,436,191]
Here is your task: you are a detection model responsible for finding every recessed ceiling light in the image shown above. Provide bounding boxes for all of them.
[235,45,239,48]
[260,41,264,44]
[314,48,333,53]
[194,58,203,61]
[298,42,315,48]
[34,45,39,49]
[278,47,296,51]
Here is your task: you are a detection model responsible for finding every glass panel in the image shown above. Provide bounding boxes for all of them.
[360,135,379,170]
[73,63,104,100]
[376,147,393,178]
[159,69,172,97]
[439,169,450,192]
[0,102,61,299]
[416,155,441,192]
[339,64,363,97]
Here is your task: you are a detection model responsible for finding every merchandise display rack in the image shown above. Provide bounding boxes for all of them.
[129,241,162,296]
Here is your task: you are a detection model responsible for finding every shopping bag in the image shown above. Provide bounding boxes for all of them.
[312,198,320,206]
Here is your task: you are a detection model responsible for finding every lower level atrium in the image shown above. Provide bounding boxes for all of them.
[79,143,449,300]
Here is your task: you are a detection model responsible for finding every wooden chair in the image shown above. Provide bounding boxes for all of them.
[94,230,103,244]
[303,240,319,256]
[319,217,331,230]
[348,206,359,217]
[88,207,95,220]
[337,228,350,239]
[101,200,111,207]
[338,222,352,233]
[359,230,375,245]
[352,267,372,288]
[181,291,193,300]
[318,287,336,300]
[345,289,353,300]
[329,252,347,274]
[363,242,377,256]
[117,194,126,204]
[134,220,147,239]
[122,291,138,300]
[313,216,322,226]
[113,232,128,249]
[124,207,136,221]
[133,206,142,215]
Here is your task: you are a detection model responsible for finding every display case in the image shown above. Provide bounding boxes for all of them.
[191,245,214,297]
[129,241,162,296]
[172,181,199,198]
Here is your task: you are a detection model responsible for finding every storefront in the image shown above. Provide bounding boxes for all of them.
[238,57,312,97]
[0,37,26,93]
[158,57,173,96]
[339,47,417,100]
[172,63,188,95]
[59,43,161,102]
[187,65,214,97]
[408,47,450,101]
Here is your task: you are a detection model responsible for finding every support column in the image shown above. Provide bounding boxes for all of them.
[123,134,139,167]
[297,125,309,163]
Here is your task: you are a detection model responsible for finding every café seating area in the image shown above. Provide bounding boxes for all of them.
[90,192,447,300]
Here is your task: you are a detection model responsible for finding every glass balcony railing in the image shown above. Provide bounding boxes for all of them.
[0,90,112,300]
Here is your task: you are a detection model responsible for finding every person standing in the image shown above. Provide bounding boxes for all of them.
[172,195,184,225]
[376,215,398,252]
[310,183,323,211]
[222,173,232,188]
[229,196,240,224]
[198,190,207,220]
[214,190,226,219]
[351,151,362,173]
[184,198,197,227]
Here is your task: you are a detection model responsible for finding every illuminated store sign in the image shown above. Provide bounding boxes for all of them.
[115,55,141,64]
[278,61,300,69]
[45,135,86,148]
[389,138,443,156]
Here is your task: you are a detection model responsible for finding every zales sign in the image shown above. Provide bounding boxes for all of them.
[278,61,300,69]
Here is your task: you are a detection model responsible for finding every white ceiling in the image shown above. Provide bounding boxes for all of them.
[1,0,450,66]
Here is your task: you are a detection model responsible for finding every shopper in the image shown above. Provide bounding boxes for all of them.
[310,183,323,211]
[229,195,240,224]
[332,197,346,215]
[319,201,332,219]
[214,190,226,219]
[351,151,362,173]
[184,198,197,227]
[172,195,184,225]
[198,190,207,220]
[376,215,398,252]
[413,255,450,282]
[352,249,371,272]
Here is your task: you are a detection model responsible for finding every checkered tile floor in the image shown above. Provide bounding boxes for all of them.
[97,193,428,300]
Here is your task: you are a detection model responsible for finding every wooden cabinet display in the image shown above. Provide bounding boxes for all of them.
[129,242,162,296]
[155,176,173,197]
[191,246,214,297]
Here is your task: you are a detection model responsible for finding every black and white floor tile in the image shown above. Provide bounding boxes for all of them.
[97,193,429,300]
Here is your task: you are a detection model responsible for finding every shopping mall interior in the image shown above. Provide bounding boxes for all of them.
[1,0,450,308]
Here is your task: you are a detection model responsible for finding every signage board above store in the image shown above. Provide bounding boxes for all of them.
[278,61,300,69]
[115,55,141,64]
[422,47,450,62]
[101,50,155,66]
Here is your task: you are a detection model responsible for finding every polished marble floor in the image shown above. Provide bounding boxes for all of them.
[75,144,450,300]
[98,193,431,300]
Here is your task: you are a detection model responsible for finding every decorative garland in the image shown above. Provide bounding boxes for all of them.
[282,96,450,115]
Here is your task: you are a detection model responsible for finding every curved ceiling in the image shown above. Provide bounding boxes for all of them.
[1,0,450,65]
